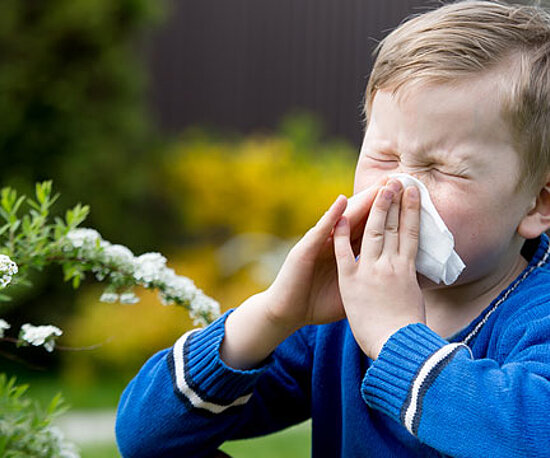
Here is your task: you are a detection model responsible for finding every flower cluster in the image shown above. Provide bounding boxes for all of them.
[0,319,10,338]
[0,254,18,288]
[65,228,221,326]
[65,228,101,249]
[19,324,63,352]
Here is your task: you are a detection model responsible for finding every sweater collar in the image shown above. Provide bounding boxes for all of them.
[448,233,550,345]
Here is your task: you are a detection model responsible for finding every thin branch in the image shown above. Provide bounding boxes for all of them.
[0,336,113,352]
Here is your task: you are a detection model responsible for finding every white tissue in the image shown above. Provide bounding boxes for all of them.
[390,173,465,285]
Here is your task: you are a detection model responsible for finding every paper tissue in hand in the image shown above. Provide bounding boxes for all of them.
[391,173,465,285]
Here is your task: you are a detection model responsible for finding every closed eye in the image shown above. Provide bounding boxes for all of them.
[432,167,467,179]
[365,155,399,166]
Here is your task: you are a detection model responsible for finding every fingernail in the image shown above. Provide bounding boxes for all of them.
[383,188,394,200]
[407,186,419,200]
[387,180,402,193]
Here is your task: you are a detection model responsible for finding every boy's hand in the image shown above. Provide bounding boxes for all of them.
[333,180,426,359]
[221,178,387,370]
[263,178,387,333]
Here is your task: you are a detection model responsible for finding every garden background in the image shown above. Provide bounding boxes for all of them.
[1,0,544,456]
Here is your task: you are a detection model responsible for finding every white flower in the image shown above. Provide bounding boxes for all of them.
[20,323,63,352]
[0,254,18,288]
[158,268,197,305]
[189,293,220,326]
[0,318,10,338]
[103,243,134,267]
[66,228,101,249]
[99,291,119,303]
[119,292,140,304]
[0,254,18,275]
[133,252,167,285]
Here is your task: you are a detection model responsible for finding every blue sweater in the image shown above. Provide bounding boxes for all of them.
[116,234,550,457]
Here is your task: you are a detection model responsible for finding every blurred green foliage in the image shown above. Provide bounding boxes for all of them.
[0,0,168,251]
[0,0,182,343]
[0,374,73,457]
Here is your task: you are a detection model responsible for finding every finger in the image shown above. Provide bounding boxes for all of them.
[301,195,348,252]
[361,186,394,260]
[345,176,389,243]
[399,186,421,260]
[333,216,355,275]
[382,180,403,254]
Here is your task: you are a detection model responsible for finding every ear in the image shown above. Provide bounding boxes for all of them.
[518,179,550,239]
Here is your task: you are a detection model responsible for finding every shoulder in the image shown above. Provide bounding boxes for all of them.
[482,235,550,358]
[499,234,550,318]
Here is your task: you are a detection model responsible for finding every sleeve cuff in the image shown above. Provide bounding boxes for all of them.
[167,310,270,414]
[361,323,471,436]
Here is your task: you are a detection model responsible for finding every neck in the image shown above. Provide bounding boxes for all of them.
[422,247,528,339]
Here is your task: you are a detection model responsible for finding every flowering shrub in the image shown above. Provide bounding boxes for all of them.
[0,181,220,350]
[0,181,220,456]
[164,116,356,239]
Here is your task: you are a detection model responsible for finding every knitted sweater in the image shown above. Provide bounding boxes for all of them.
[116,234,550,457]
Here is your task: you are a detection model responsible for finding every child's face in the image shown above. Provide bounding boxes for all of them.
[354,76,535,287]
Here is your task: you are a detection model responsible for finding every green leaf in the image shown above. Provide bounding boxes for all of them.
[46,392,68,418]
[0,294,13,302]
[48,192,60,209]
[1,188,16,212]
[0,435,7,456]
[12,384,29,400]
[0,207,9,222]
[72,275,81,289]
[35,181,52,205]
[10,219,21,234]
[26,199,41,212]
[0,223,10,237]
[12,195,26,216]
[9,220,21,234]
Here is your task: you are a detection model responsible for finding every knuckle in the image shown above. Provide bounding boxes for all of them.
[287,244,304,261]
[406,225,420,240]
[335,249,349,262]
[366,228,384,240]
[385,223,399,235]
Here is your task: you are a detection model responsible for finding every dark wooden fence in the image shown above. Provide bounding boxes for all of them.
[146,0,439,147]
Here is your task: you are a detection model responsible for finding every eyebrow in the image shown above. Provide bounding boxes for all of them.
[365,138,446,157]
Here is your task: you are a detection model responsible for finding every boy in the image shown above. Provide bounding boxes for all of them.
[116,1,550,456]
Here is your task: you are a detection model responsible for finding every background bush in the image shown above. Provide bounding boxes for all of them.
[0,0,179,365]
[0,0,167,251]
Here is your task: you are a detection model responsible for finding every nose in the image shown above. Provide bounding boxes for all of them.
[389,170,433,196]
[389,168,423,183]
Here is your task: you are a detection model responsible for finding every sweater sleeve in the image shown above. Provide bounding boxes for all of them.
[361,322,550,457]
[115,310,313,458]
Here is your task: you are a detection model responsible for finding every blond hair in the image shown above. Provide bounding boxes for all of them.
[365,0,550,190]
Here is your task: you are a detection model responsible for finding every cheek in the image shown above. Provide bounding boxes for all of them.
[432,191,519,269]
[429,190,487,257]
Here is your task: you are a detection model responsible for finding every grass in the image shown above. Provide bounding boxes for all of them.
[220,421,311,458]
[12,373,128,410]
[79,443,121,458]
[75,421,311,458]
